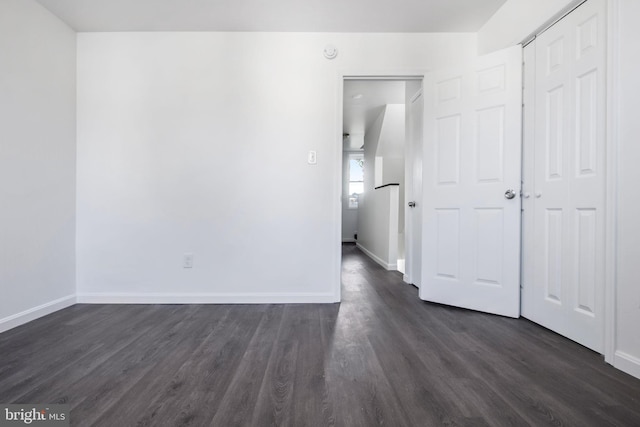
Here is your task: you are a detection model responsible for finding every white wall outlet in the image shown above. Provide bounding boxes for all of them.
[308,150,317,165]
[183,252,194,268]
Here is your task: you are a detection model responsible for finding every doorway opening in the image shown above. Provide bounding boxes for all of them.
[340,77,424,297]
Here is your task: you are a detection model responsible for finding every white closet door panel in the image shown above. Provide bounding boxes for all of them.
[523,0,607,353]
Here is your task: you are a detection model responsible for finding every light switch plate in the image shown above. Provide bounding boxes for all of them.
[308,150,317,165]
[183,253,194,268]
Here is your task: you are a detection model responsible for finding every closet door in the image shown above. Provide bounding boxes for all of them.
[522,0,607,352]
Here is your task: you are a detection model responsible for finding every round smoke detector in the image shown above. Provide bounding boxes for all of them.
[323,45,338,60]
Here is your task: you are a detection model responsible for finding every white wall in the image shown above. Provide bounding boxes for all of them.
[478,0,580,54]
[357,185,400,270]
[377,104,406,235]
[357,103,406,269]
[377,104,406,182]
[613,0,640,378]
[0,0,76,331]
[358,106,387,265]
[76,32,476,303]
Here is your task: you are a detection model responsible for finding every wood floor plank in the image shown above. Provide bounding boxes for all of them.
[0,305,160,403]
[289,305,334,427]
[210,304,285,427]
[41,305,190,422]
[251,306,301,427]
[0,243,639,427]
[88,304,233,426]
[132,305,267,426]
[323,278,415,427]
[366,328,475,426]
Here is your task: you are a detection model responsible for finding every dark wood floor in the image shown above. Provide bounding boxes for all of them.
[1,244,640,426]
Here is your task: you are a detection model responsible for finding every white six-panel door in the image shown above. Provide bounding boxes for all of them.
[420,46,523,318]
[522,0,607,352]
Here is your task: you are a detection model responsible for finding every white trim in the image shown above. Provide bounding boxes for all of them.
[522,0,588,47]
[342,238,357,243]
[333,75,345,303]
[410,88,424,103]
[0,295,76,333]
[613,351,640,379]
[397,258,405,274]
[343,72,425,81]
[76,292,336,304]
[604,0,620,366]
[356,243,398,271]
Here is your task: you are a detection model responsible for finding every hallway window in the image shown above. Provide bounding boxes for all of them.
[348,155,364,209]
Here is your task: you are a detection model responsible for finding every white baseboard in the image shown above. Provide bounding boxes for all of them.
[0,294,76,333]
[613,350,640,380]
[342,238,357,243]
[76,292,338,304]
[356,243,397,271]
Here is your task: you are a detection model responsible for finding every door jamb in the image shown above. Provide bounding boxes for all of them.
[604,0,619,367]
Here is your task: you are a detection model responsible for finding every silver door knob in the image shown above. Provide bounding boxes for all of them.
[408,201,416,208]
[504,189,517,200]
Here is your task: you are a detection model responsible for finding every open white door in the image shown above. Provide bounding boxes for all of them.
[405,88,424,287]
[420,46,523,318]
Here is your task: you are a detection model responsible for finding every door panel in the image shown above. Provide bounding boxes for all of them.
[435,208,460,280]
[436,115,461,185]
[421,45,522,318]
[522,0,606,352]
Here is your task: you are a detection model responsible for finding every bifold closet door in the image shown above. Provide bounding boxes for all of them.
[522,0,607,352]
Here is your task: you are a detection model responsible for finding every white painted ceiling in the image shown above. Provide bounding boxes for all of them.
[34,0,507,32]
[343,80,406,151]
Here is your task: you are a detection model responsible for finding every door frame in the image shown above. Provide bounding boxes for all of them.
[333,70,426,303]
